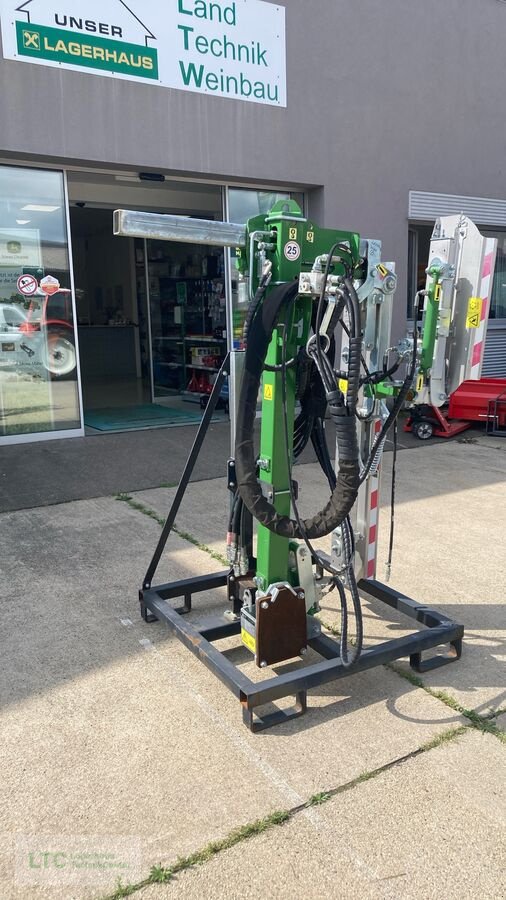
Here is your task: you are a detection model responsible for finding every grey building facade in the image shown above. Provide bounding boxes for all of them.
[0,0,505,443]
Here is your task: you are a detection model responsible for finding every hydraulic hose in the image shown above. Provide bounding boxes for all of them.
[235,280,361,539]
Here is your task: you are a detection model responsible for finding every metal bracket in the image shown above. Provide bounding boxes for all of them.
[260,480,298,503]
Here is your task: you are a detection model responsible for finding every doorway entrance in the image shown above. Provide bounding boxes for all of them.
[67,173,227,431]
[71,206,150,416]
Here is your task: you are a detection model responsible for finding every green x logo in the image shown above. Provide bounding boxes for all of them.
[22,30,40,50]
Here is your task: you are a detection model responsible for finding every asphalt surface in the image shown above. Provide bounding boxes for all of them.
[0,417,487,512]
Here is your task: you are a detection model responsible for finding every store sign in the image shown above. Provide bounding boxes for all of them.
[0,0,286,106]
[0,229,41,267]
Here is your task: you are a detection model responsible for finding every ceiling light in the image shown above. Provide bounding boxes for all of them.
[139,172,165,182]
[21,204,60,212]
[15,219,31,225]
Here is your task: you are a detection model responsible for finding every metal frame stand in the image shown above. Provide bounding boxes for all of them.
[487,388,506,437]
[140,354,464,732]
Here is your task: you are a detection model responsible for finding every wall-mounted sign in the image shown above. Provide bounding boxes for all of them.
[0,0,286,106]
[0,228,42,267]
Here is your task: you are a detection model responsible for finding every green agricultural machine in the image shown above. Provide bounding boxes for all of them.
[114,200,491,730]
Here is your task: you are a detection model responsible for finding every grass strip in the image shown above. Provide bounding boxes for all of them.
[319,621,505,744]
[103,724,468,900]
[385,663,506,743]
[115,493,228,567]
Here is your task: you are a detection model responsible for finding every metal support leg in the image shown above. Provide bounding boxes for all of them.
[241,691,307,733]
[142,353,230,591]
[410,636,463,673]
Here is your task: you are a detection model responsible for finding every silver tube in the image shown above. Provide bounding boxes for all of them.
[114,209,247,248]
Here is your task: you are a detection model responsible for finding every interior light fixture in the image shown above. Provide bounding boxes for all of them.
[114,173,166,183]
[139,172,165,182]
[21,204,60,212]
[114,175,142,183]
[15,219,31,225]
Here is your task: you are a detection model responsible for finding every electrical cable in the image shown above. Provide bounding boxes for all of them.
[385,417,397,582]
[359,296,420,484]
[279,321,362,667]
[315,243,352,383]
[235,280,361,540]
[242,262,272,343]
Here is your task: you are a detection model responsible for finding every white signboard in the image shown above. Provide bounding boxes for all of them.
[0,0,286,106]
[0,228,42,267]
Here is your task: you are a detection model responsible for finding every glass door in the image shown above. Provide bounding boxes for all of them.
[146,239,226,405]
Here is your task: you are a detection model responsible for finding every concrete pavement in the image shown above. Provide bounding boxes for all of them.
[0,434,504,898]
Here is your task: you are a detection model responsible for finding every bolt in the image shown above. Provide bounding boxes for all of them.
[261,601,269,610]
[260,660,267,668]
[297,592,305,600]
[300,648,307,656]
[229,482,235,488]
[229,576,235,582]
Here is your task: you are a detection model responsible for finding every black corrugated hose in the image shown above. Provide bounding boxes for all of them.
[234,280,361,540]
[234,275,364,666]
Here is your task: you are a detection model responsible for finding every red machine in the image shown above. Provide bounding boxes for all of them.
[407,378,506,440]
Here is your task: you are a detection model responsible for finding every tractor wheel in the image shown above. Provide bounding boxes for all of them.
[412,419,434,440]
[42,330,77,380]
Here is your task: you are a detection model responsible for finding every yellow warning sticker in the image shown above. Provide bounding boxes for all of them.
[264,383,273,401]
[339,378,348,393]
[289,227,298,240]
[416,374,424,392]
[306,230,314,243]
[466,297,482,328]
[434,284,442,301]
[377,264,388,278]
[241,628,256,654]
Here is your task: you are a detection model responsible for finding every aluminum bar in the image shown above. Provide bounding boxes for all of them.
[114,209,246,248]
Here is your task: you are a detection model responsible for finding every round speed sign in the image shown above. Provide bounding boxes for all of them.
[284,241,301,261]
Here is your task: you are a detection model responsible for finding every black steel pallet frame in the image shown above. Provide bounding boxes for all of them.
[140,353,464,732]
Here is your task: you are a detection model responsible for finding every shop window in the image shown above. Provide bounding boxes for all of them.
[407,224,437,320]
[0,165,81,438]
[409,223,506,323]
[483,231,506,320]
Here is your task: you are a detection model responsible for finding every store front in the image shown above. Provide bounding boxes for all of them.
[0,162,301,441]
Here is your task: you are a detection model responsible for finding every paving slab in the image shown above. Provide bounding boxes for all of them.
[138,815,379,900]
[376,441,506,714]
[1,493,467,898]
[138,730,506,900]
[134,436,506,713]
[0,499,277,899]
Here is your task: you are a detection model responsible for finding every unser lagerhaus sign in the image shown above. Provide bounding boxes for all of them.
[0,0,286,106]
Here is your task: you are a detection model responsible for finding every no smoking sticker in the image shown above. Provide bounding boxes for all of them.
[16,273,38,296]
[284,241,300,261]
